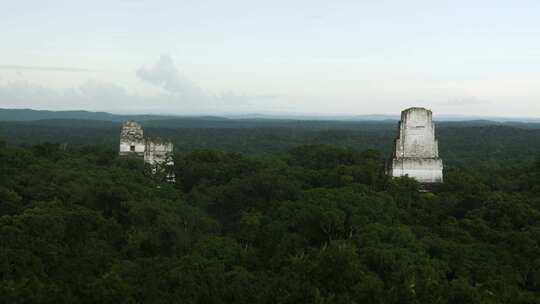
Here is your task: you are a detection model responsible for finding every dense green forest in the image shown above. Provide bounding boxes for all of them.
[3,118,540,167]
[1,118,540,303]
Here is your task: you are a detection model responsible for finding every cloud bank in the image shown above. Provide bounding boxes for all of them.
[136,55,205,97]
[0,55,274,113]
[0,64,99,72]
[0,81,144,112]
[441,97,491,106]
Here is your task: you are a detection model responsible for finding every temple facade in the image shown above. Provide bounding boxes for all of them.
[119,121,175,182]
[119,121,145,157]
[387,107,443,183]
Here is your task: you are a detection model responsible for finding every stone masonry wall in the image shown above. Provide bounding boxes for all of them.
[119,121,176,182]
[388,107,444,183]
[119,121,145,157]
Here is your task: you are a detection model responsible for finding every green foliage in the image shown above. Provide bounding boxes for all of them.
[0,141,539,303]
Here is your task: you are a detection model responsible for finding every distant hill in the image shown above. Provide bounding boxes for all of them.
[0,109,400,122]
[1,108,540,125]
[224,113,401,121]
[0,108,181,122]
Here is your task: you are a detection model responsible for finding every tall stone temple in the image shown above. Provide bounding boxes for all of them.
[386,107,443,183]
[119,121,145,157]
[119,121,176,182]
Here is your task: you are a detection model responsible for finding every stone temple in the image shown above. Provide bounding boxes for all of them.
[119,121,175,182]
[119,121,145,157]
[386,107,443,183]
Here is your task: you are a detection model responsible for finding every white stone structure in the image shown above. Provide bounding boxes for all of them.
[119,121,175,182]
[387,107,443,183]
[119,121,145,157]
[145,139,176,182]
[144,140,174,167]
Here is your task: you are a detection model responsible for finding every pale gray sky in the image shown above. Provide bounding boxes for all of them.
[1,0,540,116]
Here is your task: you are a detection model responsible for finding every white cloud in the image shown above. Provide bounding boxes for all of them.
[0,64,99,72]
[0,81,274,114]
[0,55,280,114]
[439,96,491,107]
[0,81,138,112]
[136,54,205,97]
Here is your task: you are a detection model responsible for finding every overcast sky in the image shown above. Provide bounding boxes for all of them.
[1,0,540,116]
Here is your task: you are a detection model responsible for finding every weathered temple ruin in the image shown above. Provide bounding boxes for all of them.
[144,139,175,182]
[387,107,443,183]
[119,121,145,157]
[119,121,175,182]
